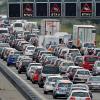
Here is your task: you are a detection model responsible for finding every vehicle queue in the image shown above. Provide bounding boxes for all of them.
[0,19,100,100]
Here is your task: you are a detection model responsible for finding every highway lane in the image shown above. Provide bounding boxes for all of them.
[1,59,100,100]
[0,71,26,100]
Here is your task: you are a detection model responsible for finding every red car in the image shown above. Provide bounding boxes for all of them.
[82,55,100,71]
[31,68,41,83]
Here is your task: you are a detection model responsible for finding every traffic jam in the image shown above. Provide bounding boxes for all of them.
[0,18,100,100]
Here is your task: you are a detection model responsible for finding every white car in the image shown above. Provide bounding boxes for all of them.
[93,60,100,75]
[43,75,63,94]
[26,63,42,80]
[73,69,91,83]
[67,90,91,100]
[24,45,35,56]
[53,80,72,99]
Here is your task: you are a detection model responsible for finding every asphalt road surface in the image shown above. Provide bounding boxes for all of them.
[0,71,26,100]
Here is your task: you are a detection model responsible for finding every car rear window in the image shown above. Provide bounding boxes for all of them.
[77,71,90,75]
[89,77,100,81]
[58,83,72,87]
[72,92,89,97]
[85,57,98,63]
[42,66,60,74]
[48,77,62,82]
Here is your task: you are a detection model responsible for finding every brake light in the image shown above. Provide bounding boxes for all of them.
[56,86,60,91]
[86,97,91,100]
[70,96,76,100]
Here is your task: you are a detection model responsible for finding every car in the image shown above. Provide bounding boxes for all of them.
[38,65,60,88]
[32,47,46,61]
[31,68,42,84]
[7,54,21,66]
[73,69,91,83]
[53,80,72,99]
[24,45,35,56]
[71,84,93,99]
[43,75,63,94]
[66,66,82,80]
[81,55,100,71]
[17,57,32,74]
[59,60,74,74]
[93,60,100,75]
[87,76,100,91]
[74,56,83,66]
[26,63,42,80]
[67,90,91,100]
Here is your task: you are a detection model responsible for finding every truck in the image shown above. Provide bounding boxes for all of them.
[41,19,60,35]
[73,25,96,48]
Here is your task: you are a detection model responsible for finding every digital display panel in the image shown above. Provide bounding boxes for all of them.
[81,3,92,17]
[96,3,100,17]
[9,3,20,18]
[36,3,48,17]
[65,3,76,16]
[50,3,61,17]
[23,3,33,17]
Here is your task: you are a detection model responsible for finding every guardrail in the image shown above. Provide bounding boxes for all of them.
[0,60,47,100]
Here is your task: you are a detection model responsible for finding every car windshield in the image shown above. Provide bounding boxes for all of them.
[72,85,87,89]
[89,77,100,81]
[14,23,22,27]
[48,77,62,82]
[84,43,94,48]
[58,83,72,87]
[62,62,74,66]
[77,71,90,75]
[14,52,23,55]
[72,92,89,97]
[85,57,98,63]
[69,50,79,54]
[0,30,8,33]
[27,47,34,50]
[42,66,60,74]
[30,63,41,66]
[48,57,57,61]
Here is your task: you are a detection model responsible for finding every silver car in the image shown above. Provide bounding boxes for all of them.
[87,76,100,90]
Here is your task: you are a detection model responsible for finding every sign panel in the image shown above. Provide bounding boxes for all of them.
[36,3,48,17]
[9,3,20,18]
[81,3,92,17]
[65,3,76,17]
[23,3,33,17]
[96,3,100,17]
[50,3,61,17]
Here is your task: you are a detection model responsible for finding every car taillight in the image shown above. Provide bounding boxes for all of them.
[56,86,60,91]
[70,96,76,100]
[42,76,46,80]
[86,97,91,100]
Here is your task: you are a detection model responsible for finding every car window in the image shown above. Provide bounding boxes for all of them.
[97,62,100,67]
[77,71,84,75]
[42,67,60,74]
[72,92,89,97]
[48,77,62,82]
[58,83,72,87]
[84,71,90,75]
[85,57,98,63]
[89,77,100,81]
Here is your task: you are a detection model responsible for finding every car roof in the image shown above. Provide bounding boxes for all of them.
[71,90,89,93]
[68,66,80,68]
[76,69,89,72]
[58,80,72,83]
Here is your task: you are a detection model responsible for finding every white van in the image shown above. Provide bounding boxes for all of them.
[12,21,24,32]
[42,35,59,48]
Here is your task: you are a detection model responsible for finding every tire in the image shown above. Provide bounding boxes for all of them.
[18,69,21,74]
[7,63,10,66]
[53,94,57,99]
[38,83,43,88]
[44,90,48,94]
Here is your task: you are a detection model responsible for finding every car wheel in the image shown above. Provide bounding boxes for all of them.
[38,83,43,88]
[44,90,48,94]
[7,63,10,66]
[18,69,21,74]
[53,94,57,99]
